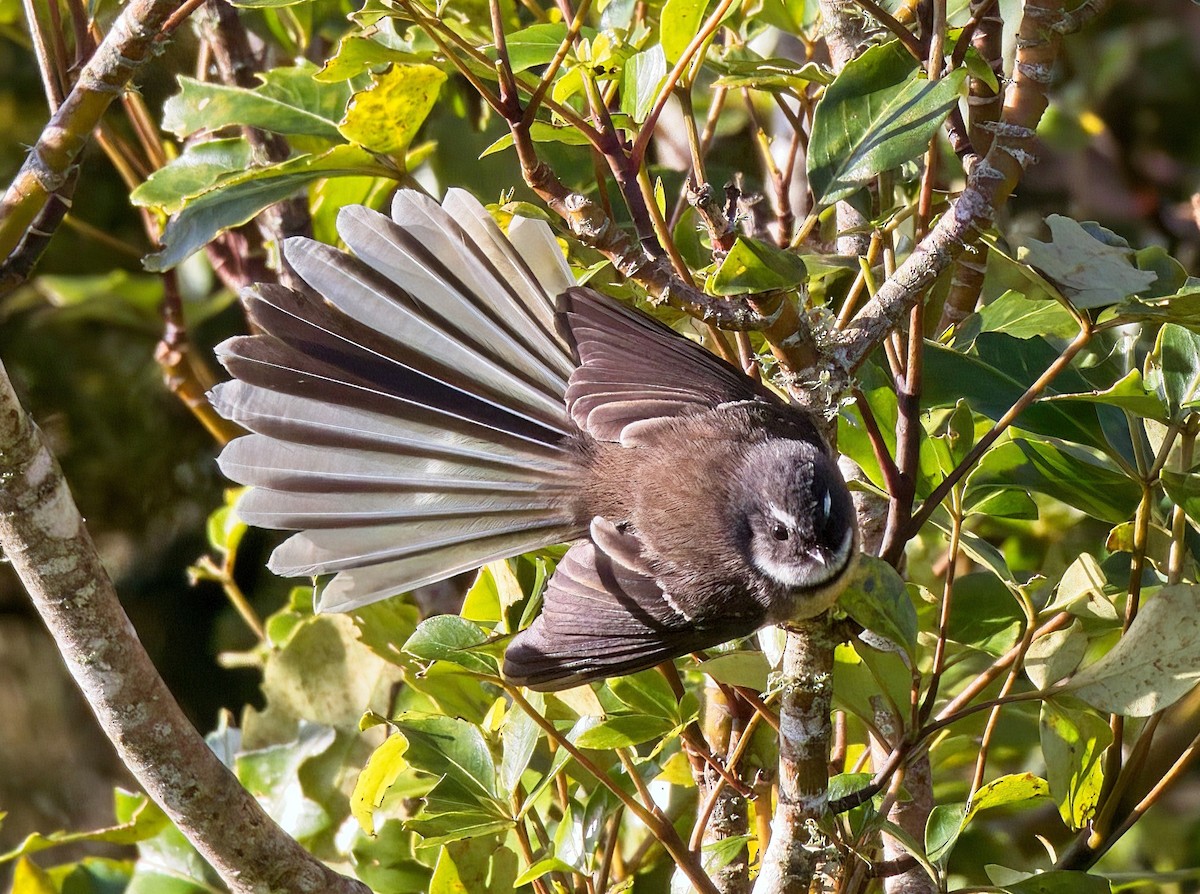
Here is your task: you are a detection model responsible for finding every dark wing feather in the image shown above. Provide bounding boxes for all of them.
[556,287,781,442]
[503,541,761,690]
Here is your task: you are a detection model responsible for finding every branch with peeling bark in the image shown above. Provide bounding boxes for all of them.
[0,362,368,894]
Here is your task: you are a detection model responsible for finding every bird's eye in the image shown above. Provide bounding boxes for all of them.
[817,489,832,526]
[770,522,790,541]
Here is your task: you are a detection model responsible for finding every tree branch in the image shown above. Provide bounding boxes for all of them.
[0,360,368,894]
[0,0,187,265]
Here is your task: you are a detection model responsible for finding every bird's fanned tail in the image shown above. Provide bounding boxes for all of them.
[211,190,585,612]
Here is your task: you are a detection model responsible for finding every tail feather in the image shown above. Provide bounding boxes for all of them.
[283,238,570,429]
[338,203,573,395]
[212,190,583,611]
[209,381,561,465]
[269,512,572,576]
[218,436,558,492]
[236,488,560,529]
[314,529,568,612]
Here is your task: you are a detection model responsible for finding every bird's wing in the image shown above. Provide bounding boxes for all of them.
[556,287,780,443]
[502,540,760,690]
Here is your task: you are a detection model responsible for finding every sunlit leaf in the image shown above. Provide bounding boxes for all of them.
[500,23,597,71]
[974,290,1080,340]
[710,55,832,91]
[808,40,967,208]
[1145,323,1200,419]
[1019,215,1158,309]
[609,670,680,721]
[661,0,710,63]
[699,651,771,690]
[708,237,809,295]
[838,555,917,659]
[574,715,674,749]
[351,732,409,836]
[163,62,351,140]
[927,774,1049,863]
[480,122,594,157]
[145,146,398,271]
[621,45,666,122]
[131,139,253,214]
[1040,698,1112,830]
[1063,584,1200,716]
[403,615,499,675]
[338,64,447,156]
[1047,368,1170,422]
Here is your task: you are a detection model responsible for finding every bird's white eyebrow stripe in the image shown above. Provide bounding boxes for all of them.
[768,505,801,528]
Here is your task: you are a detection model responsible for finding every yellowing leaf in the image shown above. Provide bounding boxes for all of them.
[351,732,409,835]
[339,64,447,157]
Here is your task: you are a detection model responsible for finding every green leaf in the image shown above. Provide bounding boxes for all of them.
[661,0,710,63]
[145,145,398,271]
[317,34,424,82]
[1001,870,1113,893]
[236,723,336,841]
[0,794,168,864]
[708,237,809,295]
[393,713,499,801]
[927,774,1050,864]
[500,692,542,791]
[131,139,253,214]
[703,834,753,873]
[1162,469,1200,531]
[574,715,674,749]
[1019,215,1159,309]
[699,651,771,690]
[1040,698,1112,830]
[966,773,1051,825]
[338,64,447,156]
[1063,584,1200,716]
[512,857,576,887]
[502,23,597,72]
[711,55,832,91]
[1044,553,1119,621]
[944,572,1023,655]
[838,555,917,659]
[608,670,680,721]
[975,290,1081,340]
[925,802,968,864]
[351,732,409,836]
[808,40,967,208]
[1024,622,1087,689]
[429,838,518,894]
[1145,323,1200,419]
[621,45,667,122]
[480,121,594,157]
[403,615,499,675]
[10,858,57,894]
[163,62,351,140]
[965,488,1039,520]
[924,335,1107,451]
[968,439,1140,525]
[1047,368,1170,423]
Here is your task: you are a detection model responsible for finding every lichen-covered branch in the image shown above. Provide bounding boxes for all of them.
[0,361,368,894]
[753,619,838,894]
[834,0,1079,369]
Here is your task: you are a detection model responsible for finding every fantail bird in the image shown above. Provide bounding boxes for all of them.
[211,189,858,691]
